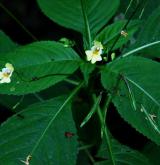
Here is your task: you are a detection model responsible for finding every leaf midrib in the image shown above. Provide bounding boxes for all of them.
[125,76,160,107]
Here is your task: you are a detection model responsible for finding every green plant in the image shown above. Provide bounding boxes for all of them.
[0,0,160,164]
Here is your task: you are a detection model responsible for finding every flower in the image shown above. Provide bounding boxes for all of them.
[0,63,14,83]
[121,30,128,37]
[85,41,103,64]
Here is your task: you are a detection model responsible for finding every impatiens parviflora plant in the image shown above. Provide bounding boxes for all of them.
[0,0,160,165]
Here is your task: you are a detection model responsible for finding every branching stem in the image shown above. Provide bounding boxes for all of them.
[93,94,115,165]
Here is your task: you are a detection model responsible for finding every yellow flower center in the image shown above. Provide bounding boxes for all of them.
[2,72,11,78]
[92,47,100,56]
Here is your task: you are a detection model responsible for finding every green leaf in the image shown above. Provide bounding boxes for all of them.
[119,0,160,20]
[101,56,160,145]
[0,30,17,53]
[0,94,38,112]
[0,96,78,164]
[0,41,81,95]
[37,0,119,34]
[96,20,140,51]
[126,6,160,58]
[140,1,160,19]
[96,138,151,165]
[122,40,160,58]
[80,62,95,85]
[0,32,40,111]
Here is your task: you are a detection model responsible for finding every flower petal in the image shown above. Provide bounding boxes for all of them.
[5,63,14,72]
[0,77,11,83]
[94,55,102,62]
[2,68,9,73]
[91,58,97,64]
[0,72,3,79]
[90,55,102,64]
[85,50,93,61]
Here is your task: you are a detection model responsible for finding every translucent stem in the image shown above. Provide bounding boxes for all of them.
[96,95,116,165]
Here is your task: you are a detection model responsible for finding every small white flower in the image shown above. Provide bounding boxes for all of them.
[85,41,103,64]
[121,30,128,37]
[0,63,14,83]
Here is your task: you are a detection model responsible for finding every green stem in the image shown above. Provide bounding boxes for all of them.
[103,122,115,165]
[0,3,38,41]
[84,148,95,164]
[108,1,142,54]
[141,105,160,134]
[79,141,95,163]
[96,95,116,165]
[64,78,79,86]
[102,94,112,136]
[33,93,44,102]
[30,81,84,156]
[78,143,94,151]
[12,95,24,110]
[80,0,92,48]
[124,0,134,16]
[122,40,160,58]
[81,93,102,127]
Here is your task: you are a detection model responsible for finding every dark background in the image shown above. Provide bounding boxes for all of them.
[0,0,81,44]
[0,0,149,151]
